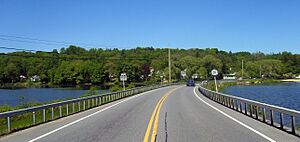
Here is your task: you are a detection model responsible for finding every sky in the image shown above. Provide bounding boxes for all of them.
[0,0,299,53]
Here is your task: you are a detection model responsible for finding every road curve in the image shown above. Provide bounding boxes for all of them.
[0,85,299,142]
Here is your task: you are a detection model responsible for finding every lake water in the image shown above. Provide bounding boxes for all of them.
[0,88,109,106]
[224,82,300,111]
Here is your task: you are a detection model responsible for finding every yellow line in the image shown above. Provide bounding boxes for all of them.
[150,92,169,142]
[143,87,180,142]
[143,95,166,142]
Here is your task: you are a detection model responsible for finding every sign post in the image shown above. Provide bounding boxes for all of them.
[120,73,127,91]
[181,70,187,79]
[211,69,219,92]
[160,75,163,85]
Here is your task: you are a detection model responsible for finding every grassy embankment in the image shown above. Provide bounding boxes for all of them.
[203,79,281,92]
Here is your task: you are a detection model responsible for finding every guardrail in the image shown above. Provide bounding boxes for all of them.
[198,85,300,136]
[0,84,170,135]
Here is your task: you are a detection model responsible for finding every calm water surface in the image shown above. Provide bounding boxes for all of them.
[0,88,108,106]
[224,82,300,111]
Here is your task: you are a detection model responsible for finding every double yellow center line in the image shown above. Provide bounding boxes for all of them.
[143,87,180,142]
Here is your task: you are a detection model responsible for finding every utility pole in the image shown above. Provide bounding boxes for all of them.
[168,48,171,84]
[242,59,244,80]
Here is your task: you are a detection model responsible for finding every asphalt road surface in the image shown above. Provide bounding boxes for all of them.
[1,85,299,142]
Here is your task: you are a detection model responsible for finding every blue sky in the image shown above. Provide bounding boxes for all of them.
[0,0,299,53]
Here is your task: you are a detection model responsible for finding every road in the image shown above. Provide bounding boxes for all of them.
[1,85,299,142]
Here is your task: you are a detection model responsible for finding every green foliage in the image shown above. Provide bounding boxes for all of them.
[127,83,136,89]
[110,85,122,92]
[81,86,99,97]
[0,46,299,86]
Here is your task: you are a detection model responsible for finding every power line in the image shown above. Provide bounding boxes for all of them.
[0,46,149,61]
[0,34,124,49]
[0,46,37,52]
[0,37,67,47]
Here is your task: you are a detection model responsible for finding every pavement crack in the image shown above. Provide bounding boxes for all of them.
[164,112,168,142]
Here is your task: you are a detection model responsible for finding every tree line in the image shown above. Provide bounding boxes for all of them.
[0,45,299,86]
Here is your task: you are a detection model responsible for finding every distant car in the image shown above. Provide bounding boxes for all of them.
[186,80,195,86]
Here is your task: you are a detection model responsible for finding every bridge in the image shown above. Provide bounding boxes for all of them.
[0,84,299,142]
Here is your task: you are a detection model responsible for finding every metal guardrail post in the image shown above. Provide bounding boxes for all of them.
[66,104,69,115]
[88,100,90,108]
[222,96,224,105]
[227,98,230,107]
[270,110,274,126]
[59,106,62,117]
[262,108,266,122]
[7,117,10,132]
[95,98,98,106]
[72,103,75,113]
[99,97,102,105]
[280,113,284,129]
[291,115,296,134]
[249,104,253,117]
[83,101,86,110]
[43,109,46,122]
[255,106,259,120]
[32,111,36,125]
[244,103,247,115]
[51,107,54,120]
[234,100,238,110]
[78,102,81,111]
[239,101,242,112]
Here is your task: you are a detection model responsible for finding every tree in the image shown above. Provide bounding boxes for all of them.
[202,55,222,78]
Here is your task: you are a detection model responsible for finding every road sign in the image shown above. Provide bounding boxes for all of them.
[120,73,127,81]
[181,71,186,77]
[211,69,219,92]
[211,69,218,76]
[192,74,198,79]
[120,73,127,91]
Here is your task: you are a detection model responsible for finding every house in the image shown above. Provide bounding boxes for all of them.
[19,75,27,79]
[30,75,40,82]
[223,73,237,80]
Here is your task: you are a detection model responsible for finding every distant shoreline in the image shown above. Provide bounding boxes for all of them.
[281,79,300,82]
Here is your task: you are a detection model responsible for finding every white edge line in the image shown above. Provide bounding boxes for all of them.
[193,87,276,142]
[28,88,161,142]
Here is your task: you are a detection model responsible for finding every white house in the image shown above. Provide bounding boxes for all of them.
[30,75,40,82]
[223,73,237,80]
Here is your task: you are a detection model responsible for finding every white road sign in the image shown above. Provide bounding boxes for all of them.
[120,73,127,81]
[211,69,218,76]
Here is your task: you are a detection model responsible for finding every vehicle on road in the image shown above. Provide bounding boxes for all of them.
[186,79,195,86]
